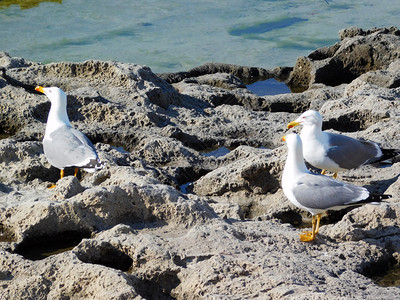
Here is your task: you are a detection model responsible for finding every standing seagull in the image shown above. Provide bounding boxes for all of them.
[35,86,104,188]
[287,110,382,178]
[282,133,387,242]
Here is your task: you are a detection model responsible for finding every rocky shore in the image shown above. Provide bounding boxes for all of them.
[0,27,399,299]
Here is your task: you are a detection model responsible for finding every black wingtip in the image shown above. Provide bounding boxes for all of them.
[356,194,392,205]
[373,148,400,165]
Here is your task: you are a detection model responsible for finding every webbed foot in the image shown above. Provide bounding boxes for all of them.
[299,231,316,242]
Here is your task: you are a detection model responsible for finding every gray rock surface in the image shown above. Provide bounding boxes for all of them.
[287,26,400,91]
[0,27,400,299]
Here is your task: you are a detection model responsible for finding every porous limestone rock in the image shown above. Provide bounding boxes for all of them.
[0,26,399,299]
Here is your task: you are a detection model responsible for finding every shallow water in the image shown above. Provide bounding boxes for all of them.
[247,78,291,95]
[0,133,12,140]
[1,1,399,73]
[16,236,83,260]
[374,264,400,287]
[201,146,231,158]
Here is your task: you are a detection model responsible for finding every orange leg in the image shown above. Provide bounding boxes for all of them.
[48,169,65,189]
[300,214,322,242]
[315,214,321,235]
[321,170,338,179]
[74,168,79,177]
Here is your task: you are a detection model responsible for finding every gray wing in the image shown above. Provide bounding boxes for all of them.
[292,173,369,210]
[43,126,98,169]
[326,133,382,169]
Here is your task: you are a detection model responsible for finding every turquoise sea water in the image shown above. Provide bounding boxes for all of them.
[0,0,399,73]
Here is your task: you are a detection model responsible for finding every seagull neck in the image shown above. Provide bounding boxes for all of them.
[286,145,309,175]
[302,124,323,138]
[46,103,71,134]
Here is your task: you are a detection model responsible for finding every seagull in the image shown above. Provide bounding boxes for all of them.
[287,110,382,178]
[281,133,387,242]
[35,86,104,188]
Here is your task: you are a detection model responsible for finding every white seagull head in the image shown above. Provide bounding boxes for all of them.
[287,110,323,129]
[35,86,71,130]
[35,86,67,107]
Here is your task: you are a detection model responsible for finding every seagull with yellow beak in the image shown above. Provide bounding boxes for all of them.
[35,86,103,188]
[287,110,382,178]
[282,133,387,242]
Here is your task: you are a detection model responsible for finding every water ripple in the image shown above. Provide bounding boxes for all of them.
[229,17,308,37]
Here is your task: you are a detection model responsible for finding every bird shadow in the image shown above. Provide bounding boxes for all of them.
[364,174,399,195]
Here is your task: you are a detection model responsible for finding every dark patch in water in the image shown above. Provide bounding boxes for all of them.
[229,17,307,36]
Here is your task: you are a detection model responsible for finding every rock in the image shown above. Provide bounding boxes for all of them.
[64,219,399,299]
[0,51,34,69]
[322,203,400,241]
[386,176,400,201]
[50,176,85,199]
[0,250,142,299]
[158,62,275,84]
[190,73,247,90]
[319,77,400,140]
[339,26,400,40]
[358,59,400,88]
[193,146,283,197]
[174,69,345,112]
[287,26,400,91]
[1,27,400,299]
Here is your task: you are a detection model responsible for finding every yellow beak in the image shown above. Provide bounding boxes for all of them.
[282,136,286,142]
[287,120,300,129]
[35,86,45,93]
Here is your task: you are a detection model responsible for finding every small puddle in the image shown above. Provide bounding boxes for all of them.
[15,231,90,260]
[0,133,12,140]
[201,146,231,157]
[374,264,400,287]
[0,232,15,243]
[108,142,130,154]
[126,265,134,274]
[246,78,291,96]
[112,146,129,154]
[179,182,192,194]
